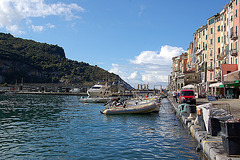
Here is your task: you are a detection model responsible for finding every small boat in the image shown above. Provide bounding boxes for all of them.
[125,96,161,113]
[100,99,157,114]
[79,97,109,103]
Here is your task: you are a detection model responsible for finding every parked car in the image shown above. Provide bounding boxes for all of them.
[179,89,196,104]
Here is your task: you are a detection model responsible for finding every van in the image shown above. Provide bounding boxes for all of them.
[179,89,196,104]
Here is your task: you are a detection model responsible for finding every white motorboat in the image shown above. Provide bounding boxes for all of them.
[87,82,112,97]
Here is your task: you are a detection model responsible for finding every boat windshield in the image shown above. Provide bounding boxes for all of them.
[91,87,101,89]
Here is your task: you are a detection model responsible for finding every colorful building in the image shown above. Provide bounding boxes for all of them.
[169,0,240,98]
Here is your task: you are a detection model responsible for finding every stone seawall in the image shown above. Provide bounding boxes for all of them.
[167,97,240,160]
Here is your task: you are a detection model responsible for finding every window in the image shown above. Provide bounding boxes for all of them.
[182,91,194,96]
[218,25,220,31]
[203,42,205,50]
[236,58,238,64]
[218,37,220,43]
[231,57,233,64]
[211,28,213,34]
[210,73,212,80]
[211,39,213,45]
[209,18,215,25]
[210,61,213,67]
[236,9,238,17]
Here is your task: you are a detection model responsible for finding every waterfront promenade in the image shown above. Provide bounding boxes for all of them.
[168,96,240,160]
[170,96,240,119]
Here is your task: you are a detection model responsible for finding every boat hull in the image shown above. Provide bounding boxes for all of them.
[101,102,156,114]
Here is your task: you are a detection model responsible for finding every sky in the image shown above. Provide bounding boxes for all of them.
[0,0,230,89]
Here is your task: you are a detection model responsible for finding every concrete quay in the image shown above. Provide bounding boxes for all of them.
[168,97,240,160]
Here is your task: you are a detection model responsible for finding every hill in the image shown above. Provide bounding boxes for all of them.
[0,33,132,89]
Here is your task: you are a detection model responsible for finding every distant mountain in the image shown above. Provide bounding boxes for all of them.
[0,33,133,89]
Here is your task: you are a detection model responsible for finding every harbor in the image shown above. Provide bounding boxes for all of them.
[168,95,240,160]
[0,94,202,159]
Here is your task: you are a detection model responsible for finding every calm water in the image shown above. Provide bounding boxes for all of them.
[0,94,201,159]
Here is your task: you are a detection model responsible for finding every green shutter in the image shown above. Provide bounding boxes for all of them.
[209,18,214,25]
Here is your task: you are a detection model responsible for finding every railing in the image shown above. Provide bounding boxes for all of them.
[230,32,238,40]
[230,49,238,56]
[207,66,214,71]
[196,49,203,55]
[216,64,221,69]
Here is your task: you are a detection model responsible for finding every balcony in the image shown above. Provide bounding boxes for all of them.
[216,64,221,69]
[195,49,203,55]
[217,52,226,60]
[207,66,214,71]
[230,49,238,56]
[214,73,221,81]
[230,32,238,41]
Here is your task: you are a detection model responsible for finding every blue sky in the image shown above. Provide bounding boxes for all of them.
[0,0,229,88]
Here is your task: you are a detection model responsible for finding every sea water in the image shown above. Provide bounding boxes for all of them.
[0,94,202,159]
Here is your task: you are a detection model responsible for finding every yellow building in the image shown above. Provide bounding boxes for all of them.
[214,14,222,81]
[207,14,220,84]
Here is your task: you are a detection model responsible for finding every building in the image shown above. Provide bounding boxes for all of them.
[168,0,240,98]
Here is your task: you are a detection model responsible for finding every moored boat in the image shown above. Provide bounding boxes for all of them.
[100,99,157,114]
[87,82,112,97]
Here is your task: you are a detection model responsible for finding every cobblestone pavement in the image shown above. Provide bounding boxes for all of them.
[197,98,240,119]
[168,96,240,119]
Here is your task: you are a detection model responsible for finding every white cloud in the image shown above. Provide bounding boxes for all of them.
[110,45,184,88]
[138,5,145,17]
[31,25,44,32]
[0,0,84,34]
[130,45,184,65]
[31,23,55,32]
[46,23,55,29]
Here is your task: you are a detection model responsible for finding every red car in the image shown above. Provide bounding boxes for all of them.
[179,89,196,104]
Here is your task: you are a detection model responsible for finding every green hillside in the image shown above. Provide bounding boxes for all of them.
[0,33,129,88]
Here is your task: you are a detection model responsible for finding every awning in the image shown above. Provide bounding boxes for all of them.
[219,84,224,88]
[219,80,240,88]
[209,82,223,88]
[182,84,196,89]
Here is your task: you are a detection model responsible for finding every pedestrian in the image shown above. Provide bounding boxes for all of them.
[173,90,177,102]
